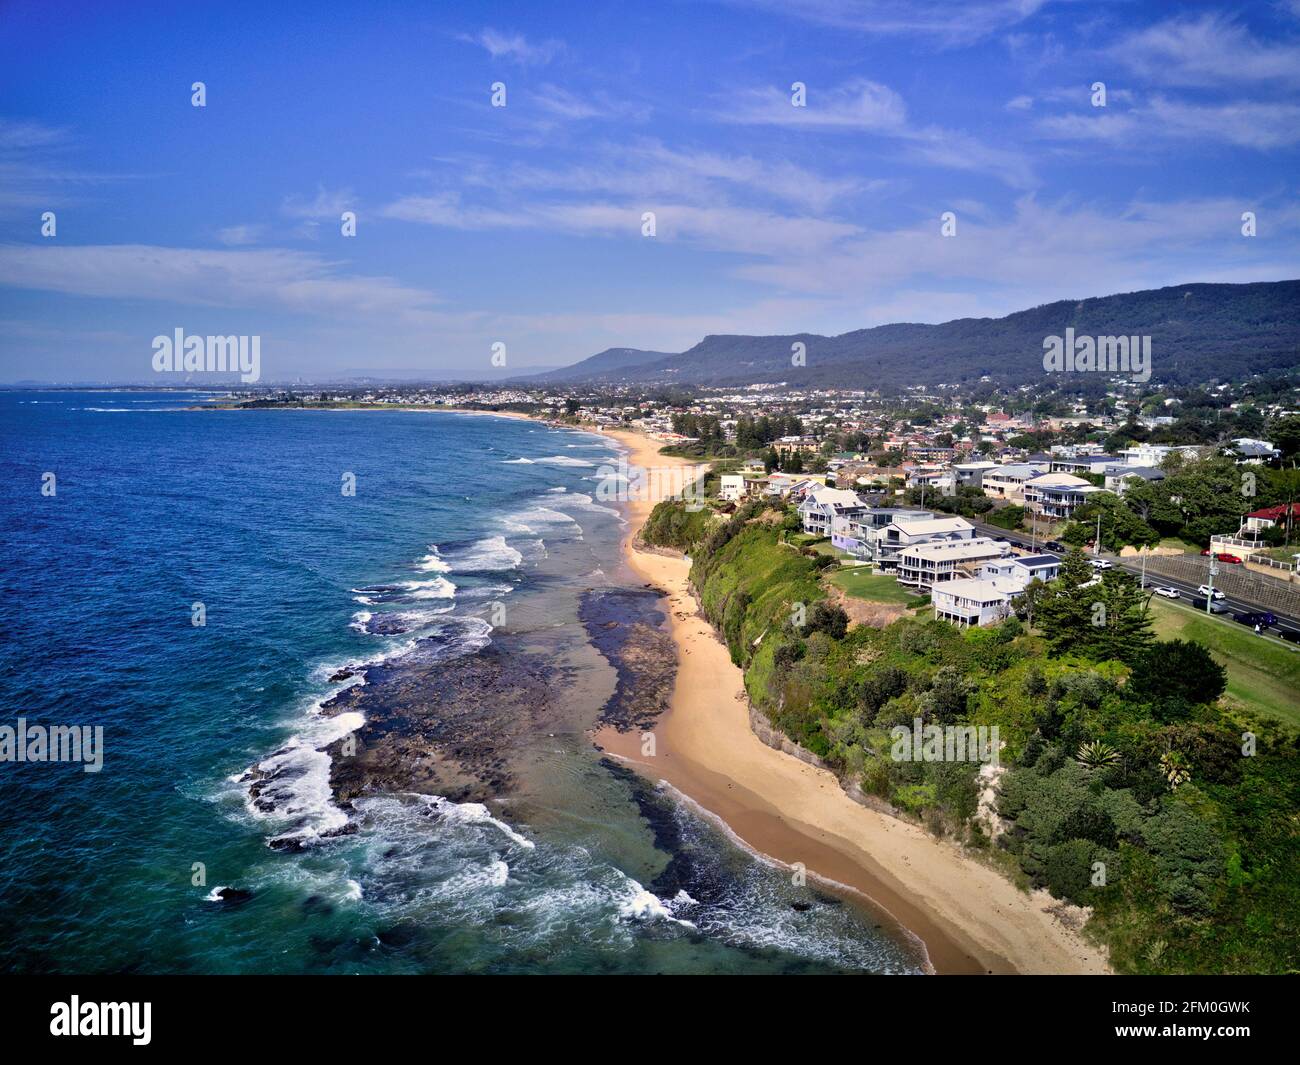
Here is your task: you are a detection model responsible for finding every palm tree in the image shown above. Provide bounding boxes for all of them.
[1075,740,1120,770]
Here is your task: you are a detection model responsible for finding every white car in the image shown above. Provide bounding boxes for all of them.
[1154,586,1180,599]
[1089,558,1113,570]
[1197,585,1226,600]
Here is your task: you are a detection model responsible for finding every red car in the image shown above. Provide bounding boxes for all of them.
[1200,549,1243,563]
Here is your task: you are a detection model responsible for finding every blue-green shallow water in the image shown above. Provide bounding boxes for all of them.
[0,392,927,974]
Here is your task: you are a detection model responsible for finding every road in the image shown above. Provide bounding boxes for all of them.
[969,519,1300,642]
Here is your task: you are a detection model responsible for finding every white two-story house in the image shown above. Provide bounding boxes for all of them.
[875,516,976,573]
[798,487,867,535]
[896,536,1009,590]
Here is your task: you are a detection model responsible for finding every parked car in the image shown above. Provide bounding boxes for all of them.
[1153,586,1180,599]
[1089,558,1113,570]
[1190,596,1228,614]
[1234,611,1277,627]
[1277,628,1300,644]
[1045,541,1066,552]
[1196,585,1226,600]
[1200,549,1244,564]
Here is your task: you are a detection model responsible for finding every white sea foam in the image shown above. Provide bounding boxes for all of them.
[416,545,451,572]
[535,455,596,467]
[399,576,456,600]
[561,490,623,522]
[445,534,523,573]
[238,708,366,848]
[615,878,697,928]
[415,794,536,849]
[502,457,534,464]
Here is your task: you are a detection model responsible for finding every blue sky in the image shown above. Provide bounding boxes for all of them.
[1,0,1298,383]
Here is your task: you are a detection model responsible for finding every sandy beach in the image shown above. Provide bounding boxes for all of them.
[594,426,1111,975]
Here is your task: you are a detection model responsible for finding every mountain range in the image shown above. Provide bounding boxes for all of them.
[515,280,1300,391]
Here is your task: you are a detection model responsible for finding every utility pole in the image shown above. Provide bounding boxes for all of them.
[1094,510,1102,556]
[1140,547,1147,589]
[1206,560,1218,615]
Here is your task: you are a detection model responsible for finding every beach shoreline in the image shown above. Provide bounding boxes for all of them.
[593,426,1111,976]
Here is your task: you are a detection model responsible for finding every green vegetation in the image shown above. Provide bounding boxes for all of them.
[655,499,1300,974]
[825,568,924,606]
[1148,597,1300,730]
[984,505,1026,531]
[639,499,716,552]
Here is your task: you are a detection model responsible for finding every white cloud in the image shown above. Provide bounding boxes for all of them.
[463,28,564,65]
[0,244,441,318]
[281,186,356,220]
[720,78,907,131]
[1109,13,1300,87]
[722,0,1049,46]
[217,224,264,246]
[1039,97,1300,149]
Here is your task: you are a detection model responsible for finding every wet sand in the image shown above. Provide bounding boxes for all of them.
[593,427,1110,976]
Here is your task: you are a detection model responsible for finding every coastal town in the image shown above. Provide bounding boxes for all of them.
[219,375,1300,637]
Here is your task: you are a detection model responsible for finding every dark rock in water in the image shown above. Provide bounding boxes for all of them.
[375,924,420,949]
[323,633,578,806]
[209,887,253,905]
[580,587,676,733]
[330,668,358,683]
[791,900,813,912]
[302,894,335,916]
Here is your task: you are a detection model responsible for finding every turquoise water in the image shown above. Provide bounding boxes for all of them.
[0,392,926,974]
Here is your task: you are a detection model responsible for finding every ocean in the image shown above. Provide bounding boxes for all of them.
[0,392,927,975]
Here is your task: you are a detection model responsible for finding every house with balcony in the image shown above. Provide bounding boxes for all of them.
[978,553,1061,589]
[798,487,867,535]
[932,576,1022,627]
[1049,454,1118,477]
[896,537,1009,590]
[1102,464,1164,496]
[953,460,1001,489]
[1023,473,1103,522]
[829,507,934,559]
[980,463,1048,504]
[876,515,977,574]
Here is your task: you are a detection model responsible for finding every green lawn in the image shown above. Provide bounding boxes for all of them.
[1147,597,1300,730]
[825,568,921,606]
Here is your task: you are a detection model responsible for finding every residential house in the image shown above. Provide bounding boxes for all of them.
[896,537,1009,590]
[953,460,1000,489]
[829,507,934,559]
[932,577,1022,627]
[981,463,1048,504]
[798,487,867,535]
[876,515,977,573]
[1102,464,1164,496]
[1227,438,1279,465]
[978,554,1061,589]
[1023,473,1103,522]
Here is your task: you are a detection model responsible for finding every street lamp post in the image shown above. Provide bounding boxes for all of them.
[1206,560,1218,615]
